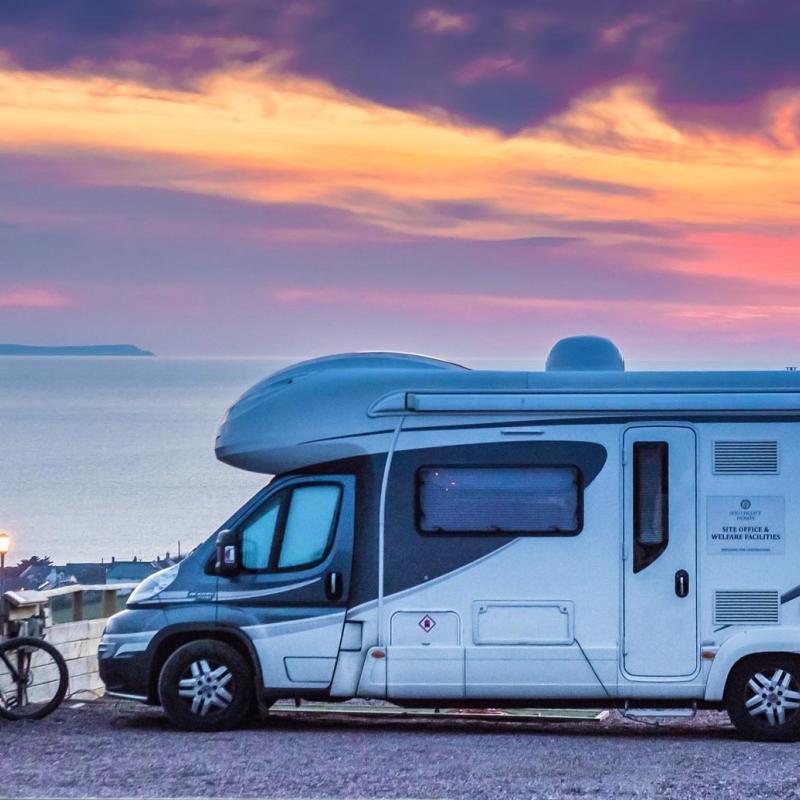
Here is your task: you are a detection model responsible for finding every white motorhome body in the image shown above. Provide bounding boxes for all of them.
[101,336,800,738]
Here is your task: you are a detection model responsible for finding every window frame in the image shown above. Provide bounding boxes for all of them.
[238,481,344,573]
[632,441,669,573]
[414,463,584,537]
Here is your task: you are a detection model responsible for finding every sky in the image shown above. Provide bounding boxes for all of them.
[0,0,799,364]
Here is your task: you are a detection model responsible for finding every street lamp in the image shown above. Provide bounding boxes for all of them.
[0,531,10,599]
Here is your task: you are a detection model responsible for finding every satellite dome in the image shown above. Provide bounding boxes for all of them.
[545,336,625,372]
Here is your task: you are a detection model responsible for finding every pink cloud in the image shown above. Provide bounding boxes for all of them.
[270,286,800,350]
[0,289,72,308]
[454,55,529,85]
[271,286,579,318]
[415,8,473,35]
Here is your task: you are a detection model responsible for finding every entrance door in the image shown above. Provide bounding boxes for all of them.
[623,427,697,678]
[216,475,355,690]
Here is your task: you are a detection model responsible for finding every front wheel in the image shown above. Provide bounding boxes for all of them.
[0,637,69,720]
[158,640,254,731]
[727,656,800,741]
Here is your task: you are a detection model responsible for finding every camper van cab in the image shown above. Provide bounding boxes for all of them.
[99,336,800,740]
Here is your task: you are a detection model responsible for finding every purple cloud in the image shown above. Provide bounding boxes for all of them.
[0,1,797,134]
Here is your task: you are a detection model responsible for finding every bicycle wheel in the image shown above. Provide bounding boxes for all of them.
[0,637,69,720]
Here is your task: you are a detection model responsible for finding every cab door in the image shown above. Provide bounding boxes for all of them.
[216,475,355,691]
[623,427,698,678]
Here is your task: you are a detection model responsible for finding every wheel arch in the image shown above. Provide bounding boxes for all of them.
[147,624,263,704]
[720,651,800,705]
[704,627,800,702]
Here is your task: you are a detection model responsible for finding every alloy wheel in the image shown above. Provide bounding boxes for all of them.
[177,659,235,716]
[745,668,800,727]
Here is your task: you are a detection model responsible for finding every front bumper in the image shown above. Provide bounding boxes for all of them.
[98,631,157,701]
[97,608,167,703]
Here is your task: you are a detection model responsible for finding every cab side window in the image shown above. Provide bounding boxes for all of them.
[241,493,282,570]
[240,484,342,572]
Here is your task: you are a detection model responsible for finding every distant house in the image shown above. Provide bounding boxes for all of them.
[1,565,26,592]
[9,554,184,592]
[106,560,158,584]
[20,562,108,590]
[153,553,184,571]
[20,564,60,590]
[64,563,107,585]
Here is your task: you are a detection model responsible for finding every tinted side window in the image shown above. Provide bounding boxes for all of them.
[633,442,669,573]
[417,466,581,535]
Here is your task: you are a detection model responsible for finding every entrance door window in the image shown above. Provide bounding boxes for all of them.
[633,442,669,573]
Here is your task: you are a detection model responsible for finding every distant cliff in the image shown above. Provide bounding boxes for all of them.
[0,344,155,356]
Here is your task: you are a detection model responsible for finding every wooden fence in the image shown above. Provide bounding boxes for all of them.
[44,583,138,699]
[0,583,139,703]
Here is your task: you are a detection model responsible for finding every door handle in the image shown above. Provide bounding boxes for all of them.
[675,569,689,598]
[325,571,343,600]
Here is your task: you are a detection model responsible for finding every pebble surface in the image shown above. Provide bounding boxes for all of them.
[1,699,797,799]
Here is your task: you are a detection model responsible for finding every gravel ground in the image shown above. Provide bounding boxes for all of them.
[1,699,798,799]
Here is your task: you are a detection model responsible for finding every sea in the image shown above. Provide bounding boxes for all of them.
[0,357,293,564]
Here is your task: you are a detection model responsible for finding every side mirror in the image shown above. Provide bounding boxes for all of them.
[214,529,239,576]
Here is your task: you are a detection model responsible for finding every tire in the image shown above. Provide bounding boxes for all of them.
[726,656,800,742]
[0,637,69,721]
[158,639,254,732]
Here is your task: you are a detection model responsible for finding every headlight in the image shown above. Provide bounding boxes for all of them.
[97,638,118,659]
[127,563,179,605]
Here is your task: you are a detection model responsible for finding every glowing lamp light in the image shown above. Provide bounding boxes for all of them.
[0,530,9,600]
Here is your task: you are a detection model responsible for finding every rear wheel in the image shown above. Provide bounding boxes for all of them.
[727,656,800,741]
[158,640,254,731]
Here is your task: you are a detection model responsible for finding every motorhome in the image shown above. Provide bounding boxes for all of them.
[99,336,800,740]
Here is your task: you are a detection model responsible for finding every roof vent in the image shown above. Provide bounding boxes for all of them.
[545,336,625,372]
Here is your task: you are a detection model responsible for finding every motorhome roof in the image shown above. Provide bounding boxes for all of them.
[215,336,800,474]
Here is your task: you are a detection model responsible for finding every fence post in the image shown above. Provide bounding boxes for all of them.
[102,588,117,618]
[72,589,84,622]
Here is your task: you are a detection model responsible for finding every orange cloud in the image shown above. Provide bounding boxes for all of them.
[0,65,797,280]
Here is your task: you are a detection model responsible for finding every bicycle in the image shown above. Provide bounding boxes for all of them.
[0,595,69,721]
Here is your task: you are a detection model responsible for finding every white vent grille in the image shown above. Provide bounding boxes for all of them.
[714,590,780,625]
[713,441,779,475]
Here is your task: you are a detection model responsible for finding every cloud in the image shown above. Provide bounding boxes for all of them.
[415,8,472,35]
[0,288,72,308]
[0,69,797,286]
[652,5,800,113]
[268,285,800,357]
[534,174,652,198]
[0,1,797,136]
[0,14,797,361]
